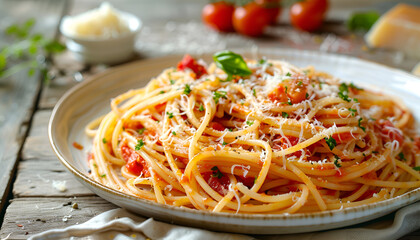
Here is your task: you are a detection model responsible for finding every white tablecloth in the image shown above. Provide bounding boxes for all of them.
[29,201,420,240]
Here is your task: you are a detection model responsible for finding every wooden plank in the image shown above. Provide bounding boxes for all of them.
[13,159,94,197]
[0,0,68,215]
[15,110,94,197]
[0,197,116,239]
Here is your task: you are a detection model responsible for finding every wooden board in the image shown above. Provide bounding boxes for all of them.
[0,197,116,239]
[14,110,94,197]
[0,0,68,216]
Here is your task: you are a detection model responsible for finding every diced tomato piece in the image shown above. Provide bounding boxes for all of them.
[236,175,254,188]
[209,122,226,131]
[202,172,230,196]
[268,74,309,104]
[268,85,288,103]
[326,189,336,196]
[121,144,149,177]
[177,54,207,79]
[376,119,404,145]
[72,142,84,150]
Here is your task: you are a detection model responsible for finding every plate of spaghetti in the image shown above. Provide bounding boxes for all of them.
[49,49,420,234]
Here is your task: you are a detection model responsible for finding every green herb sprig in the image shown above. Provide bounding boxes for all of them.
[0,19,66,80]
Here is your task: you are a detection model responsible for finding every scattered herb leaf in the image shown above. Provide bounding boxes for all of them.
[282,112,289,118]
[334,155,342,168]
[358,118,366,132]
[135,139,145,151]
[325,136,337,150]
[213,90,227,104]
[183,84,192,95]
[211,166,223,178]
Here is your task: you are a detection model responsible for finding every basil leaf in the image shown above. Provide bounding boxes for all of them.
[213,51,252,80]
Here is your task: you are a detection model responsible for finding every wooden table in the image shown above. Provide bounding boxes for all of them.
[0,0,418,239]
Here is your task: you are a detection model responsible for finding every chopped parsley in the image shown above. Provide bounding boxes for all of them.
[338,83,351,102]
[282,112,289,118]
[160,90,165,94]
[358,118,366,132]
[213,90,227,104]
[228,128,233,132]
[284,86,288,94]
[334,155,342,168]
[413,166,420,171]
[198,104,204,111]
[100,174,106,178]
[211,166,223,178]
[286,72,292,77]
[167,112,174,118]
[138,128,146,135]
[172,131,176,136]
[348,108,357,116]
[372,151,379,154]
[287,98,292,105]
[170,79,175,85]
[258,58,267,65]
[102,138,107,144]
[397,152,406,161]
[325,136,337,150]
[246,120,254,126]
[135,139,145,151]
[305,92,309,99]
[252,88,256,97]
[222,141,228,146]
[183,84,192,95]
[338,91,351,102]
[297,81,303,86]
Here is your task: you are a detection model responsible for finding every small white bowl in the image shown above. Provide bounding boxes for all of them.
[60,12,142,64]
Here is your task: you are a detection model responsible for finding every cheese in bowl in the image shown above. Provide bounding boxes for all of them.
[60,3,141,64]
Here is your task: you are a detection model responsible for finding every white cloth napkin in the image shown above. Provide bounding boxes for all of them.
[30,201,420,240]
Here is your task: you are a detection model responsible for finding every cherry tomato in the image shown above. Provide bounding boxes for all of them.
[202,1,235,32]
[256,0,282,24]
[177,54,207,79]
[233,2,271,37]
[290,0,329,32]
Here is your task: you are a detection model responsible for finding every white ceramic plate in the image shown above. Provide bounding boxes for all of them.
[49,49,420,235]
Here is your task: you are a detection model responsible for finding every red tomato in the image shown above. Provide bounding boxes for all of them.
[290,0,329,32]
[202,172,230,196]
[202,2,235,32]
[236,175,255,188]
[121,145,148,176]
[233,2,271,37]
[376,119,404,145]
[256,0,282,24]
[268,74,309,104]
[209,122,226,131]
[177,54,207,79]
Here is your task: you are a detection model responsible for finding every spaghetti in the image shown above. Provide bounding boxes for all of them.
[85,51,420,214]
